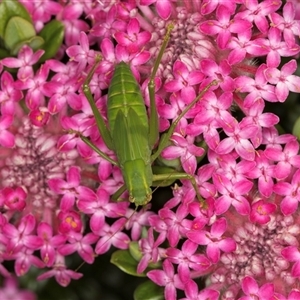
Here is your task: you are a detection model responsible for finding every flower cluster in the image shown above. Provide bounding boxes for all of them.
[0,277,36,300]
[0,0,300,299]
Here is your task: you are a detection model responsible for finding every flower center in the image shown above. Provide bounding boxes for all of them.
[0,117,77,218]
[212,214,300,295]
[149,7,216,79]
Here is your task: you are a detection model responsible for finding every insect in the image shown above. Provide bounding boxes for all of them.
[81,24,216,207]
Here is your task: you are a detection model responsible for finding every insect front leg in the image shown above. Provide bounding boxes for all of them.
[151,79,218,162]
[153,172,204,206]
[148,23,174,149]
[82,54,113,150]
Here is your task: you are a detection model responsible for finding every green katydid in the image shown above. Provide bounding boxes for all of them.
[81,24,217,207]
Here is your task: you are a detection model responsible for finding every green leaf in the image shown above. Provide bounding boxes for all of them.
[110,250,147,277]
[293,116,300,139]
[0,47,9,59]
[134,280,164,300]
[11,36,44,56]
[28,36,45,51]
[4,16,35,50]
[38,20,64,62]
[129,241,143,262]
[128,241,161,270]
[0,0,32,39]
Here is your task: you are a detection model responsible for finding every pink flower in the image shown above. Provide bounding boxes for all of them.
[95,218,130,254]
[66,32,96,69]
[37,222,67,267]
[265,140,300,180]
[281,246,300,277]
[162,133,205,174]
[77,186,128,233]
[264,59,300,101]
[187,218,236,263]
[199,5,252,49]
[215,117,258,161]
[37,255,83,287]
[166,240,211,273]
[239,276,274,300]
[140,0,173,19]
[181,280,219,300]
[48,166,83,211]
[0,115,15,148]
[1,45,44,81]
[0,187,27,211]
[58,232,98,264]
[14,63,50,110]
[0,277,36,300]
[269,2,300,46]
[164,60,204,101]
[57,210,82,234]
[147,259,184,300]
[212,173,252,215]
[249,199,277,224]
[0,71,23,115]
[235,0,281,34]
[137,228,165,273]
[3,214,43,255]
[114,18,151,54]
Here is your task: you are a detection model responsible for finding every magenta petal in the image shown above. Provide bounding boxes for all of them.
[206,243,220,263]
[236,139,255,161]
[127,18,140,35]
[0,130,14,148]
[215,137,235,154]
[199,21,221,35]
[147,269,166,286]
[280,196,298,215]
[164,80,183,92]
[1,57,22,68]
[211,218,226,237]
[218,238,236,252]
[264,147,282,160]
[67,166,81,185]
[37,222,53,237]
[165,284,177,300]
[274,161,291,179]
[156,0,172,19]
[98,159,112,181]
[90,213,105,233]
[233,197,251,215]
[188,71,204,85]
[233,180,253,195]
[24,235,43,249]
[48,178,66,193]
[291,261,300,277]
[187,231,209,245]
[242,276,258,294]
[77,186,96,203]
[59,244,76,256]
[78,247,95,264]
[60,194,75,211]
[181,86,196,102]
[140,0,156,4]
[215,196,231,215]
[95,238,111,254]
[162,146,182,159]
[273,182,292,196]
[281,246,300,261]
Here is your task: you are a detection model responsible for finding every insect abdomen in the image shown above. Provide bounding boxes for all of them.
[107,62,148,134]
